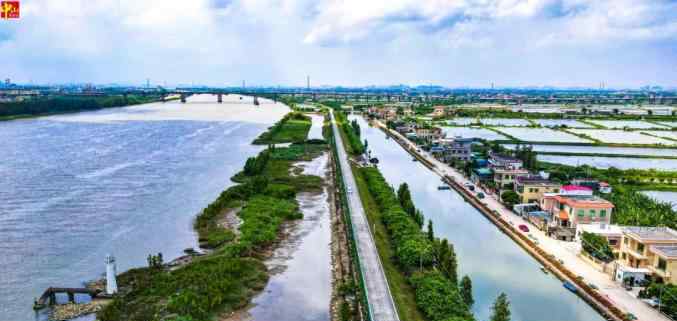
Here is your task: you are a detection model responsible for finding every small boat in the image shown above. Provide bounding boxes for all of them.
[437,185,450,190]
[412,157,418,162]
[563,281,577,293]
[540,266,549,274]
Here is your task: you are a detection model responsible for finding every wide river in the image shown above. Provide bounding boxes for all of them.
[353,116,606,321]
[0,95,289,321]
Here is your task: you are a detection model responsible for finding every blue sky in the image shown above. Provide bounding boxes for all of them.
[1,0,676,88]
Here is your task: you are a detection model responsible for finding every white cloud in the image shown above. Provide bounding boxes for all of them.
[0,0,674,87]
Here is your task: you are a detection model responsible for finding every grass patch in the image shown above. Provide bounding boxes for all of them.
[253,112,312,144]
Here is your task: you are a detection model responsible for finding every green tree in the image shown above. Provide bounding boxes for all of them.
[437,240,458,285]
[460,275,474,308]
[501,190,520,207]
[580,232,614,262]
[490,293,511,321]
[427,220,434,242]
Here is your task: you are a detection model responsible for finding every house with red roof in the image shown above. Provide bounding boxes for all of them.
[541,194,614,228]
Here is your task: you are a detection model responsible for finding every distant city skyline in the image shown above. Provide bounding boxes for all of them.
[1,0,676,88]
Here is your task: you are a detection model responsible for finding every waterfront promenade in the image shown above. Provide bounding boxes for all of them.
[330,111,400,321]
[374,119,670,321]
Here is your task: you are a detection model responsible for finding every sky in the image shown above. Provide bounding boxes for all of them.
[1,0,676,88]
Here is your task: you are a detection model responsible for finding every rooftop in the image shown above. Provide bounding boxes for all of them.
[552,194,614,209]
[474,168,492,175]
[515,175,559,186]
[651,245,677,258]
[623,227,677,242]
[489,153,521,162]
[561,185,593,192]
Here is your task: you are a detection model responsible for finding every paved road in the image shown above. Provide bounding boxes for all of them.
[330,110,400,321]
[375,119,671,321]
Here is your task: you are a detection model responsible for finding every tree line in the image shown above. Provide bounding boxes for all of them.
[360,168,512,321]
[0,95,160,118]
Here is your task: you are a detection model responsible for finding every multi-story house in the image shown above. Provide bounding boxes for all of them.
[514,175,561,204]
[488,153,523,169]
[493,167,530,189]
[616,227,677,285]
[541,194,613,228]
[434,136,474,162]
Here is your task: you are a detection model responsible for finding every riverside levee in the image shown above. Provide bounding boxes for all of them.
[350,116,607,321]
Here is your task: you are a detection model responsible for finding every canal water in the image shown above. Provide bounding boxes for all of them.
[351,116,606,321]
[0,95,289,321]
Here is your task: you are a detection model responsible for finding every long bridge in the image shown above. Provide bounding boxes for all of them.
[3,86,676,105]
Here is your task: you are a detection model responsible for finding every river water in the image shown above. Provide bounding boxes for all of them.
[351,116,606,321]
[0,95,289,321]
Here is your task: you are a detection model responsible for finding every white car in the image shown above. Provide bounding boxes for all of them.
[347,187,353,194]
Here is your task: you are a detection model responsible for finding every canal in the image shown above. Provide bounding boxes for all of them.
[352,116,606,321]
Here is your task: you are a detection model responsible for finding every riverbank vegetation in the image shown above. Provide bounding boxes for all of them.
[335,111,366,155]
[98,112,328,321]
[253,112,312,144]
[356,166,482,321]
[0,95,162,120]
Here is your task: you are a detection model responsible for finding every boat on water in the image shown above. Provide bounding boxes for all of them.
[563,281,577,293]
[412,157,418,162]
[437,185,450,190]
[540,266,549,274]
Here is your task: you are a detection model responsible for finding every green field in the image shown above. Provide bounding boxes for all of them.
[253,112,312,144]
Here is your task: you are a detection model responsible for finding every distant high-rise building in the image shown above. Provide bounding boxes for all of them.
[4,78,10,86]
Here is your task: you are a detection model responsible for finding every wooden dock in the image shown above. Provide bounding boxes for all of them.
[34,287,101,310]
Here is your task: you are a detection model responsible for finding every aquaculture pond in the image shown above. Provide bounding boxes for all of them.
[447,117,532,126]
[657,121,677,128]
[497,127,592,143]
[538,155,677,171]
[532,119,594,128]
[640,191,677,211]
[569,129,676,145]
[442,126,508,140]
[640,130,677,141]
[502,144,677,157]
[587,120,668,129]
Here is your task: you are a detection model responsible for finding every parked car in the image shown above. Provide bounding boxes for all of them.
[518,224,529,232]
[477,192,485,199]
[641,298,659,308]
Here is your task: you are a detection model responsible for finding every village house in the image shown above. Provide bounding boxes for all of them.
[493,167,530,189]
[432,105,447,118]
[402,107,414,117]
[541,194,613,228]
[414,126,444,142]
[616,227,677,285]
[432,136,474,162]
[471,167,493,185]
[488,153,523,169]
[514,175,561,204]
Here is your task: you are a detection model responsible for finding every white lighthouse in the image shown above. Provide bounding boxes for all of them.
[105,254,118,295]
